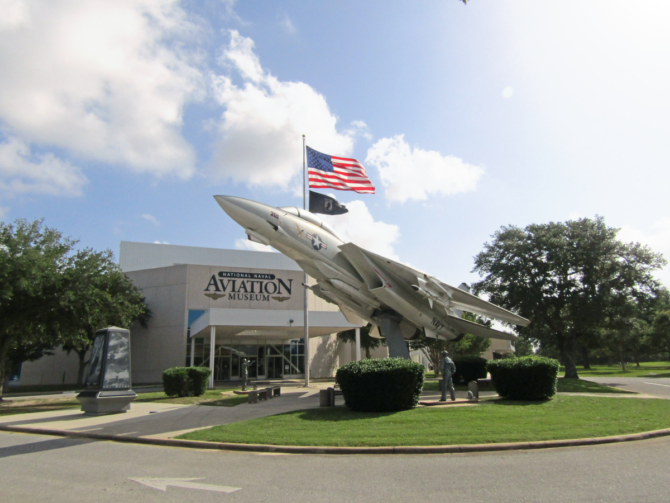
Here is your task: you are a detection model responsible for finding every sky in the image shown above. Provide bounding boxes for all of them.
[1,0,670,288]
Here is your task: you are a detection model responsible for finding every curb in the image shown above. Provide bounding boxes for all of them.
[2,424,670,455]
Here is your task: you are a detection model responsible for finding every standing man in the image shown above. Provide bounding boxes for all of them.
[440,350,456,402]
[241,358,249,391]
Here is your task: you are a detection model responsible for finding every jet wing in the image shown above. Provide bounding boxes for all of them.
[338,242,529,328]
[445,314,518,342]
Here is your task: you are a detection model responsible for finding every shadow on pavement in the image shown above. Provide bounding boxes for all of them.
[0,437,94,459]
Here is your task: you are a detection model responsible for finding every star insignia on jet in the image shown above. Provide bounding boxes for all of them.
[307,233,327,251]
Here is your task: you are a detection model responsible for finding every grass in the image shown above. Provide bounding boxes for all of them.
[0,390,246,416]
[178,395,670,447]
[0,396,81,416]
[557,378,634,393]
[564,362,670,378]
[422,377,630,394]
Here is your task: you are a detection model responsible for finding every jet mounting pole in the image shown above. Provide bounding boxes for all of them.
[303,134,310,387]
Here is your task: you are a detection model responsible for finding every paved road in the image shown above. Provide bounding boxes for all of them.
[585,377,670,398]
[1,431,670,502]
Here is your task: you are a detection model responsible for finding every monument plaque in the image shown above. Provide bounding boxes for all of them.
[76,327,137,414]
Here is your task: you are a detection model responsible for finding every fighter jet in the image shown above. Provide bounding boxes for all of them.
[215,195,530,359]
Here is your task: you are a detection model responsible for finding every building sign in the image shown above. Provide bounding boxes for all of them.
[204,271,293,302]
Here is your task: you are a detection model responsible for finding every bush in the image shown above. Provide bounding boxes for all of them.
[335,357,425,412]
[452,356,488,384]
[162,366,212,397]
[163,367,189,397]
[486,356,559,401]
[187,366,211,397]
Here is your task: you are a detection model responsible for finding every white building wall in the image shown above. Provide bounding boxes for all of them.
[15,349,81,386]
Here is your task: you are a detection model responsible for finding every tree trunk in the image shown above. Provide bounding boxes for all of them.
[76,349,88,385]
[560,344,579,378]
[580,346,591,370]
[619,349,626,372]
[0,337,12,401]
[365,346,371,359]
[633,351,640,368]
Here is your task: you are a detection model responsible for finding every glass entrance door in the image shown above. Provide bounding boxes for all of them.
[267,356,283,379]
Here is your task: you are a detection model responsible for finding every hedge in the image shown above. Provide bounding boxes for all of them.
[452,356,488,384]
[335,357,425,412]
[486,356,559,401]
[187,367,211,396]
[162,366,212,397]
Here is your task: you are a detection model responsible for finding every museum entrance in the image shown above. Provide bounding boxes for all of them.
[188,338,305,381]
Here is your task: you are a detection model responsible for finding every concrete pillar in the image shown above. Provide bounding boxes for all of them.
[208,326,215,389]
[304,272,310,387]
[355,327,361,361]
[190,336,195,367]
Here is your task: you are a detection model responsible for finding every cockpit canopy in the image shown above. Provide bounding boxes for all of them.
[279,207,343,241]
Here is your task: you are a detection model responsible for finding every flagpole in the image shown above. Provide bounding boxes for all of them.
[302,134,310,387]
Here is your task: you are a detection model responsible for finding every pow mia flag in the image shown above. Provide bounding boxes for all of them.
[309,190,348,215]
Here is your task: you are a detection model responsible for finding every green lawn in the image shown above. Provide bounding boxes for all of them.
[563,362,670,378]
[0,390,246,416]
[556,378,634,393]
[178,395,670,447]
[422,378,630,393]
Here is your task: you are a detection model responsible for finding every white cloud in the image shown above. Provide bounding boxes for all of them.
[153,240,169,244]
[235,238,276,253]
[280,14,296,35]
[502,86,514,98]
[321,200,400,260]
[209,30,355,190]
[142,214,160,226]
[365,135,483,203]
[618,219,670,287]
[0,137,87,196]
[0,0,203,181]
[344,120,372,141]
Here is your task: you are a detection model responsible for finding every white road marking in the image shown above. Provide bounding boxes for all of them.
[129,478,241,493]
[643,382,670,388]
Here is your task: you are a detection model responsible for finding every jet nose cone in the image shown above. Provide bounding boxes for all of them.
[214,195,239,213]
[213,195,273,230]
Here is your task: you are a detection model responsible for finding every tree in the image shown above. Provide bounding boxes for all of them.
[60,248,151,384]
[0,219,73,400]
[652,310,670,355]
[337,324,385,359]
[472,216,665,378]
[513,336,535,357]
[409,313,492,377]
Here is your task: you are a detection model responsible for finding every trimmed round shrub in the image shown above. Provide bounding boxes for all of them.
[486,356,559,401]
[162,366,212,397]
[163,367,190,397]
[336,357,425,412]
[452,356,488,384]
[187,366,211,397]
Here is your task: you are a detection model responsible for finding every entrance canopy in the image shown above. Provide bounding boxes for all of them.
[189,308,360,340]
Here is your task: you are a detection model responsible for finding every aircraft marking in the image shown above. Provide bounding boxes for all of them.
[431,317,446,330]
[307,233,327,251]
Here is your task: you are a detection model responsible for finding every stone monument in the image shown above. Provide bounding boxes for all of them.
[76,327,137,414]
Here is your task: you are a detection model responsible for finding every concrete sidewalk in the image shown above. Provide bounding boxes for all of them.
[0,385,494,441]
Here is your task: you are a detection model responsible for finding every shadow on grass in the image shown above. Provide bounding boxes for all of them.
[488,398,552,407]
[639,373,670,378]
[289,408,399,422]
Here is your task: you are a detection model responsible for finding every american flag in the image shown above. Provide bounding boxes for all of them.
[307,146,375,194]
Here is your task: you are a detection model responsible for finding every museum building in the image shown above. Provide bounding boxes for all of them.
[9,241,513,388]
